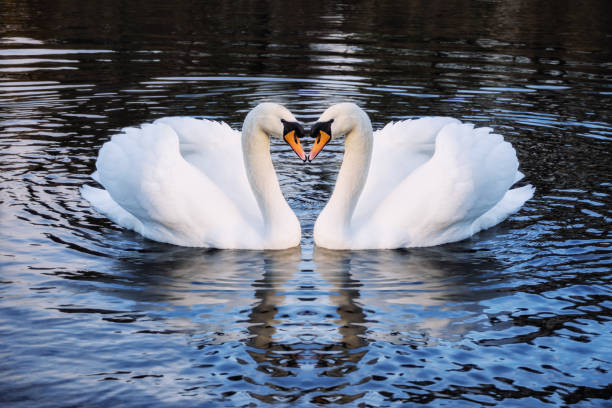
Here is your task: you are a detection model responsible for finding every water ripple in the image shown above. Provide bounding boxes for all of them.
[1,2,612,406]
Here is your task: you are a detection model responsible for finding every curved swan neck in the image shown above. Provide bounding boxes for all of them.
[323,109,373,235]
[242,113,296,240]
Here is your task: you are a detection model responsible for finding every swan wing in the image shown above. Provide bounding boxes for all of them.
[353,117,459,223]
[357,122,533,248]
[82,121,261,248]
[153,116,259,220]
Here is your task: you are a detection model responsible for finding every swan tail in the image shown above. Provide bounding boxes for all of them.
[470,184,535,233]
[514,171,525,183]
[81,184,144,233]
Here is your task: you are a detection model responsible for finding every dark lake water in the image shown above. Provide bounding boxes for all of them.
[1,1,611,406]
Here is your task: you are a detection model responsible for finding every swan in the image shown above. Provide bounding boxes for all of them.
[81,103,306,250]
[308,103,534,250]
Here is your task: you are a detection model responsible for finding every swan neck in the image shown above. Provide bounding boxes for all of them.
[242,118,295,239]
[325,120,372,234]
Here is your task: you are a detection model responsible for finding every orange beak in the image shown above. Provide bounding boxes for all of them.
[308,130,331,161]
[283,130,306,162]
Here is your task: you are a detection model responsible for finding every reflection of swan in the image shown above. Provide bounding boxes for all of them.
[313,246,497,342]
[82,103,306,249]
[308,103,534,249]
[311,248,368,353]
[94,245,301,338]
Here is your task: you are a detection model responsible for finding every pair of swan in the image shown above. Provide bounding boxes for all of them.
[82,103,534,250]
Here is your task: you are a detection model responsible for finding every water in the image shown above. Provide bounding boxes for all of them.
[1,1,611,406]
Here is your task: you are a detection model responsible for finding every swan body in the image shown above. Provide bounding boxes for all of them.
[309,103,534,250]
[82,103,306,250]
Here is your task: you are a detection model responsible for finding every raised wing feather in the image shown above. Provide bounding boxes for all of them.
[82,119,261,247]
[352,117,459,224]
[355,122,533,248]
[154,117,259,220]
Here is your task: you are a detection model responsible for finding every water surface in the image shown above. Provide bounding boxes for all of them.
[1,1,611,407]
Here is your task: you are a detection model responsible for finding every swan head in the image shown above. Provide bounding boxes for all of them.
[308,103,366,161]
[249,103,306,161]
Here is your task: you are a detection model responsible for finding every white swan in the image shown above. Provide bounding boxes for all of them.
[81,103,306,250]
[308,103,534,250]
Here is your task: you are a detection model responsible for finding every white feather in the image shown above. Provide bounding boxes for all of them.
[82,104,302,249]
[313,104,534,249]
